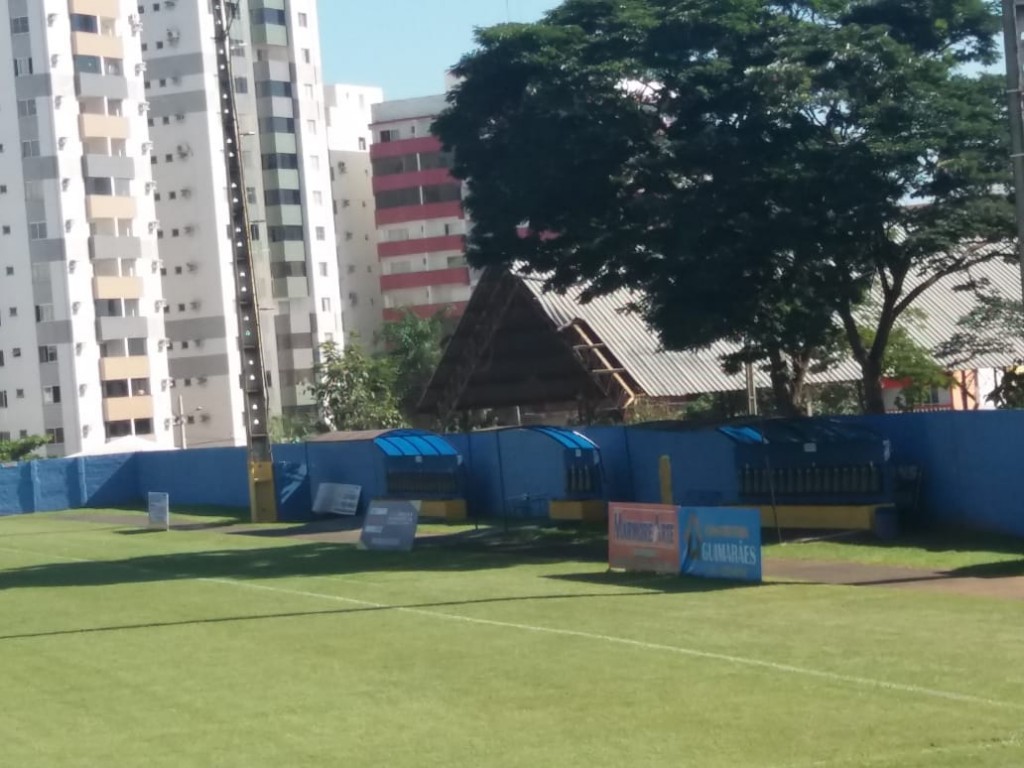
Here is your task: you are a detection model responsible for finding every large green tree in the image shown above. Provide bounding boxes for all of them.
[434,0,1012,414]
[381,309,450,419]
[308,342,405,432]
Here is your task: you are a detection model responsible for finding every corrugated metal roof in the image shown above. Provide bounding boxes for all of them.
[518,256,1023,398]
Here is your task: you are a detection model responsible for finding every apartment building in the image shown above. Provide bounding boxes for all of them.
[140,0,341,447]
[325,83,383,348]
[0,0,174,457]
[369,94,474,321]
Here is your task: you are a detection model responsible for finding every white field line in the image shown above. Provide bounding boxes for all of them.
[2,542,1023,713]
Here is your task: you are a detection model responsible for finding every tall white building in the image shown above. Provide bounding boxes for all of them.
[325,83,383,348]
[140,0,341,447]
[0,0,174,457]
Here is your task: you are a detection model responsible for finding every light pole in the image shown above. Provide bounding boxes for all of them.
[173,395,203,450]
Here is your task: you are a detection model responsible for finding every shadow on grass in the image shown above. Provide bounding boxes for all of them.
[0,536,606,593]
[547,570,760,593]
[0,589,664,643]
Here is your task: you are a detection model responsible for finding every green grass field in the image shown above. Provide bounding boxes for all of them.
[1,510,1022,767]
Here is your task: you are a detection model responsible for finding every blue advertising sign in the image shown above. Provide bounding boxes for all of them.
[678,507,762,583]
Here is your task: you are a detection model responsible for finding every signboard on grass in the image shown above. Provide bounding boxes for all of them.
[359,499,420,552]
[147,492,170,531]
[312,483,361,516]
[679,507,761,583]
[608,503,681,575]
[609,503,762,583]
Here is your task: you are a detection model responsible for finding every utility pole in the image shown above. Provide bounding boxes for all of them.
[212,1,278,523]
[1002,0,1024,302]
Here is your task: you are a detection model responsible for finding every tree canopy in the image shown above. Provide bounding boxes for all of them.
[0,435,50,463]
[307,311,451,432]
[434,0,1013,414]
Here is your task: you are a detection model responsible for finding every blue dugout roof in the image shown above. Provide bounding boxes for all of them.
[717,419,883,445]
[527,426,600,451]
[373,429,459,458]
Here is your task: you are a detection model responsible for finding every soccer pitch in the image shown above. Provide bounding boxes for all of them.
[1,511,1021,768]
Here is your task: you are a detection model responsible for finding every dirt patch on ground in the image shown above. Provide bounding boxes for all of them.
[764,558,1024,601]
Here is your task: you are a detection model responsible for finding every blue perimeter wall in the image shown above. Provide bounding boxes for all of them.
[1,411,1023,536]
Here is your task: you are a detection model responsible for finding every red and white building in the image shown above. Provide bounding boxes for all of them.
[369,94,475,321]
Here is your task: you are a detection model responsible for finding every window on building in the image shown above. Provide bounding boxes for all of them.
[306,119,317,134]
[16,99,36,118]
[28,222,46,240]
[302,48,311,64]
[251,8,286,25]
[319,263,328,277]
[358,137,367,151]
[313,190,323,205]
[13,58,33,77]
[43,386,61,404]
[380,129,400,143]
[298,12,308,26]
[21,140,41,158]
[72,55,102,75]
[69,14,98,33]
[12,347,21,357]
[16,389,25,399]
[46,427,65,444]
[315,226,326,241]
[256,80,293,98]
[10,16,29,34]
[264,188,302,206]
[234,76,249,94]
[321,297,331,312]
[0,391,7,408]
[38,345,57,363]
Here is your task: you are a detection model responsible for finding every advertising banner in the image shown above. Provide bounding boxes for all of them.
[609,503,762,583]
[608,503,681,575]
[679,507,762,583]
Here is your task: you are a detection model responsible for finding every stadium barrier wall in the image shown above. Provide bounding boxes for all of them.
[1,411,1023,536]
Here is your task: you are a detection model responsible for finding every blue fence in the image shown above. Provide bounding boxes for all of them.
[2,411,1024,536]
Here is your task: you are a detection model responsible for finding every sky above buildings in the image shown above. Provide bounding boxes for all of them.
[317,0,561,100]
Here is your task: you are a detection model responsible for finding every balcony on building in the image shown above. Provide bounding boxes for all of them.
[96,315,149,341]
[86,194,136,221]
[102,395,154,423]
[69,0,120,17]
[99,355,150,381]
[71,31,124,60]
[89,235,143,261]
[93,275,143,300]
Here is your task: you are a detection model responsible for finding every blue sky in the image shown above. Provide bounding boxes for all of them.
[317,0,561,99]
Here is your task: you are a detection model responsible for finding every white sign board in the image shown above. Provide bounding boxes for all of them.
[147,492,170,531]
[312,483,362,516]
